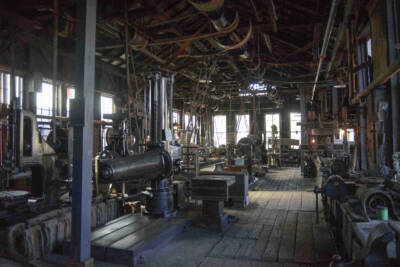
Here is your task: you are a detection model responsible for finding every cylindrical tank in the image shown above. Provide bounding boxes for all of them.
[98,148,172,183]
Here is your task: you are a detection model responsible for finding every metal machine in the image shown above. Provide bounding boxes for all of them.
[0,104,70,224]
[96,72,180,217]
[236,135,265,181]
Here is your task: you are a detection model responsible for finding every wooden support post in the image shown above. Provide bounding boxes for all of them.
[52,0,58,144]
[386,0,400,152]
[71,0,96,263]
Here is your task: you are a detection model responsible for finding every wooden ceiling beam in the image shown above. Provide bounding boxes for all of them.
[286,2,321,17]
[144,13,199,28]
[250,0,262,22]
[263,33,273,53]
[265,0,278,33]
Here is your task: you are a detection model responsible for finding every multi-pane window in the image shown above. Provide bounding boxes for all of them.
[290,112,301,148]
[15,75,23,107]
[172,112,179,125]
[236,114,249,143]
[66,88,75,117]
[184,114,197,143]
[367,38,372,57]
[0,72,11,104]
[100,95,113,149]
[36,82,53,139]
[213,115,226,147]
[335,128,355,144]
[0,72,23,106]
[347,129,355,142]
[184,114,195,130]
[265,113,280,148]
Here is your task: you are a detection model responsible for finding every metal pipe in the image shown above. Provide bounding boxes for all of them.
[357,42,368,170]
[98,148,172,183]
[169,74,174,130]
[311,0,340,102]
[160,77,166,131]
[151,73,160,142]
[10,43,17,168]
[143,78,148,144]
[148,79,152,140]
[94,155,100,196]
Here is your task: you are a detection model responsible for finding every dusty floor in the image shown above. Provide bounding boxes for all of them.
[143,167,336,267]
[0,168,335,267]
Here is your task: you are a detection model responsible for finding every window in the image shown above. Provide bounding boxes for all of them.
[36,82,53,139]
[15,75,23,107]
[335,128,355,144]
[184,114,197,143]
[0,72,23,106]
[66,88,75,117]
[290,112,301,148]
[265,113,280,148]
[213,115,226,147]
[100,95,113,149]
[347,129,355,142]
[172,112,179,124]
[0,72,10,104]
[184,114,195,130]
[236,114,250,143]
[366,38,372,57]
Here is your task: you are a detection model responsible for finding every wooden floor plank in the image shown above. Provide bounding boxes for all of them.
[249,225,273,260]
[301,192,315,212]
[225,221,244,238]
[221,238,242,257]
[294,223,314,263]
[278,211,298,262]
[199,257,226,267]
[236,224,252,239]
[297,212,313,225]
[236,239,256,259]
[262,210,288,261]
[266,192,281,210]
[222,258,254,267]
[210,237,232,257]
[288,191,302,211]
[84,168,341,267]
[248,224,263,239]
[277,192,292,211]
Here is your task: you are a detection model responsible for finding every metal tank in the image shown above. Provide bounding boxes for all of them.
[98,147,172,183]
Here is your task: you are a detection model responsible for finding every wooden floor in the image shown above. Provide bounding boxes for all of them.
[143,168,336,267]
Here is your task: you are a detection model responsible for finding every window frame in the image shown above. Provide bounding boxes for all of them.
[265,113,280,148]
[213,115,227,147]
[289,112,301,149]
[236,114,250,143]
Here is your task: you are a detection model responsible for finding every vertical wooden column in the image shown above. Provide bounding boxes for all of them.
[52,0,59,144]
[70,0,96,263]
[386,0,400,153]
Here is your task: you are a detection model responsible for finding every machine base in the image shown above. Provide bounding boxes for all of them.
[193,200,230,232]
[63,214,189,266]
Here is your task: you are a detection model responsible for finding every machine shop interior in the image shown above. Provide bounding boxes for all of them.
[1,0,400,266]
